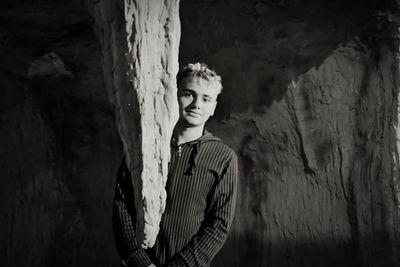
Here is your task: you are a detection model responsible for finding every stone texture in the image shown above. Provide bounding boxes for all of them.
[0,1,122,266]
[87,0,180,248]
[28,52,73,79]
[2,0,400,267]
[180,0,400,266]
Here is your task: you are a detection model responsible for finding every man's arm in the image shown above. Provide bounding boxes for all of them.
[113,159,155,267]
[164,153,238,267]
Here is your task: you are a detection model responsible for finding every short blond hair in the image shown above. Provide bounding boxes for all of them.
[177,62,223,94]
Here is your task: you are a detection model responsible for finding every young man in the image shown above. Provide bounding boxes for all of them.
[113,63,238,267]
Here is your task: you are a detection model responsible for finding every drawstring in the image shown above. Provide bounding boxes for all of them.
[184,142,201,175]
[171,129,219,175]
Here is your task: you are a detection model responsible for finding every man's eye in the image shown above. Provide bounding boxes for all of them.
[182,92,192,98]
[203,97,212,103]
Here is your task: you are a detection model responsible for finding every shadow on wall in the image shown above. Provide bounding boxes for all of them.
[179,0,397,119]
[214,234,399,267]
[180,1,399,267]
[0,0,123,266]
[1,0,399,266]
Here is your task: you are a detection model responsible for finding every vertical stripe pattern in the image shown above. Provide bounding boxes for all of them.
[113,131,238,267]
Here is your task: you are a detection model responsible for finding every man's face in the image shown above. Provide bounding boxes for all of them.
[177,77,219,128]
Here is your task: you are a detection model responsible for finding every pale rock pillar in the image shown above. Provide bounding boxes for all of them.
[86,0,180,248]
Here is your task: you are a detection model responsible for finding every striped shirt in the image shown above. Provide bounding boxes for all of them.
[113,130,238,267]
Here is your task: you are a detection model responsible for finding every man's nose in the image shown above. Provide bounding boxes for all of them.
[191,97,202,109]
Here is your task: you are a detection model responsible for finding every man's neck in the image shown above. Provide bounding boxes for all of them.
[173,123,204,145]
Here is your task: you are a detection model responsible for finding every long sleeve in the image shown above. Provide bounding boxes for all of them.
[113,159,154,267]
[163,153,238,267]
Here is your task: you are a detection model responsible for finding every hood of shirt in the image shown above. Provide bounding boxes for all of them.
[171,129,221,175]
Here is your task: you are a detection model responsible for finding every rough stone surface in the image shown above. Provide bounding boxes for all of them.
[2,0,400,266]
[28,52,73,79]
[87,0,180,248]
[0,1,122,266]
[180,0,400,266]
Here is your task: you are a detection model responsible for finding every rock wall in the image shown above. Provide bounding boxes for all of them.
[87,0,180,247]
[0,1,122,266]
[1,0,181,264]
[179,0,400,266]
[2,0,400,266]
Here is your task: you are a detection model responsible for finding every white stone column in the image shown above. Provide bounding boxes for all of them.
[87,0,180,248]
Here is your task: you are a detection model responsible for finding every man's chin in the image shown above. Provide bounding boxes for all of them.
[182,119,204,128]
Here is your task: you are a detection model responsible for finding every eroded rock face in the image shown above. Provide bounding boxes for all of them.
[180,0,400,266]
[2,0,400,267]
[0,1,122,266]
[28,52,73,79]
[87,0,180,248]
[124,0,180,247]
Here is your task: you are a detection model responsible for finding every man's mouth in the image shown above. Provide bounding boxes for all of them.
[186,111,201,116]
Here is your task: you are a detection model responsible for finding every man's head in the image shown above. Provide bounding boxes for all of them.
[176,63,223,129]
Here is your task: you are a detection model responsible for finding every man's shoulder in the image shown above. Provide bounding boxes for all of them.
[201,139,237,160]
[200,140,238,178]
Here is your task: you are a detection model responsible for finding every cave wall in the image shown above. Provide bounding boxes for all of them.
[1,0,182,265]
[1,0,400,267]
[179,0,400,266]
[0,1,122,266]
